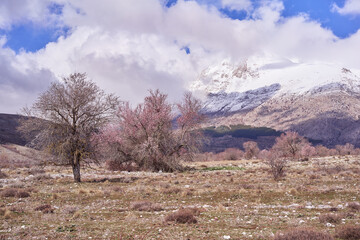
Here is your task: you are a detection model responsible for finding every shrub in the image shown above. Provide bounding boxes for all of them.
[34,204,54,213]
[319,213,341,224]
[16,190,30,198]
[164,208,200,224]
[222,148,244,160]
[243,141,260,159]
[329,207,339,212]
[0,152,12,168]
[4,209,12,219]
[347,202,360,212]
[274,228,334,240]
[111,186,124,193]
[335,225,360,240]
[1,188,18,197]
[324,165,345,175]
[63,205,79,215]
[0,208,5,216]
[161,187,182,194]
[130,201,163,212]
[0,169,7,179]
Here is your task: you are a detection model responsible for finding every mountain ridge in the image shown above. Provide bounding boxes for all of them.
[192,56,360,148]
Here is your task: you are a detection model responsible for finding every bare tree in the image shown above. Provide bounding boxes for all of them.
[19,73,118,182]
[261,149,287,180]
[243,141,260,159]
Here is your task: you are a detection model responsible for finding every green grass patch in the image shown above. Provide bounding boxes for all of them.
[201,166,245,171]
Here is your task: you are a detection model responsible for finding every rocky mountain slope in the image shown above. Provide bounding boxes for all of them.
[191,55,360,148]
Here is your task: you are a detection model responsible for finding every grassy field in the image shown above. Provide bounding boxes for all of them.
[1,145,360,239]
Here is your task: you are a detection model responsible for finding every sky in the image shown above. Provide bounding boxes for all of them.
[0,0,360,114]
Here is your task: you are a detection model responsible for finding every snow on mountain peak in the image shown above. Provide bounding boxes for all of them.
[190,56,360,97]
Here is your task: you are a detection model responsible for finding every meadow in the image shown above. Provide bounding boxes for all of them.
[0,144,360,239]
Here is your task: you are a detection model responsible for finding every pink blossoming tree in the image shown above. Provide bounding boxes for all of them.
[94,90,204,172]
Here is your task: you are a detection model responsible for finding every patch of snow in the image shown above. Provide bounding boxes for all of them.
[203,83,281,114]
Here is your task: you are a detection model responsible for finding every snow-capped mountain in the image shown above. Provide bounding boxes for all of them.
[191,56,360,95]
[191,56,360,147]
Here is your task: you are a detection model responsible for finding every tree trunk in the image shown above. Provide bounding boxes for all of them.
[72,152,81,182]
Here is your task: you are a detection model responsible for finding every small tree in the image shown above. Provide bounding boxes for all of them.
[272,131,310,160]
[19,73,118,182]
[300,145,316,159]
[315,145,331,157]
[336,143,355,156]
[262,131,312,180]
[222,148,244,160]
[243,141,260,159]
[95,90,204,172]
[261,149,287,180]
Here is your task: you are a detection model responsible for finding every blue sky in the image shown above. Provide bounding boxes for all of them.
[281,0,359,38]
[1,0,359,53]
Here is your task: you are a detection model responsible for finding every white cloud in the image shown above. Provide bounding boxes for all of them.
[0,47,55,113]
[0,0,61,29]
[221,0,252,12]
[0,0,360,114]
[332,0,360,15]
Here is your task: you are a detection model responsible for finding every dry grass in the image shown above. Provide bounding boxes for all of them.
[130,201,163,211]
[0,149,360,239]
[274,228,334,240]
[335,225,360,239]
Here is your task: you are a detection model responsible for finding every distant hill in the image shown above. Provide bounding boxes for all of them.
[0,113,27,145]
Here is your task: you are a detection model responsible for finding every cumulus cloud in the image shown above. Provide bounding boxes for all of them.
[0,0,360,113]
[0,46,55,113]
[221,0,252,12]
[332,0,360,15]
[0,0,61,29]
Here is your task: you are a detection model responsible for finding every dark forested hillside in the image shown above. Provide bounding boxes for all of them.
[0,113,27,145]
